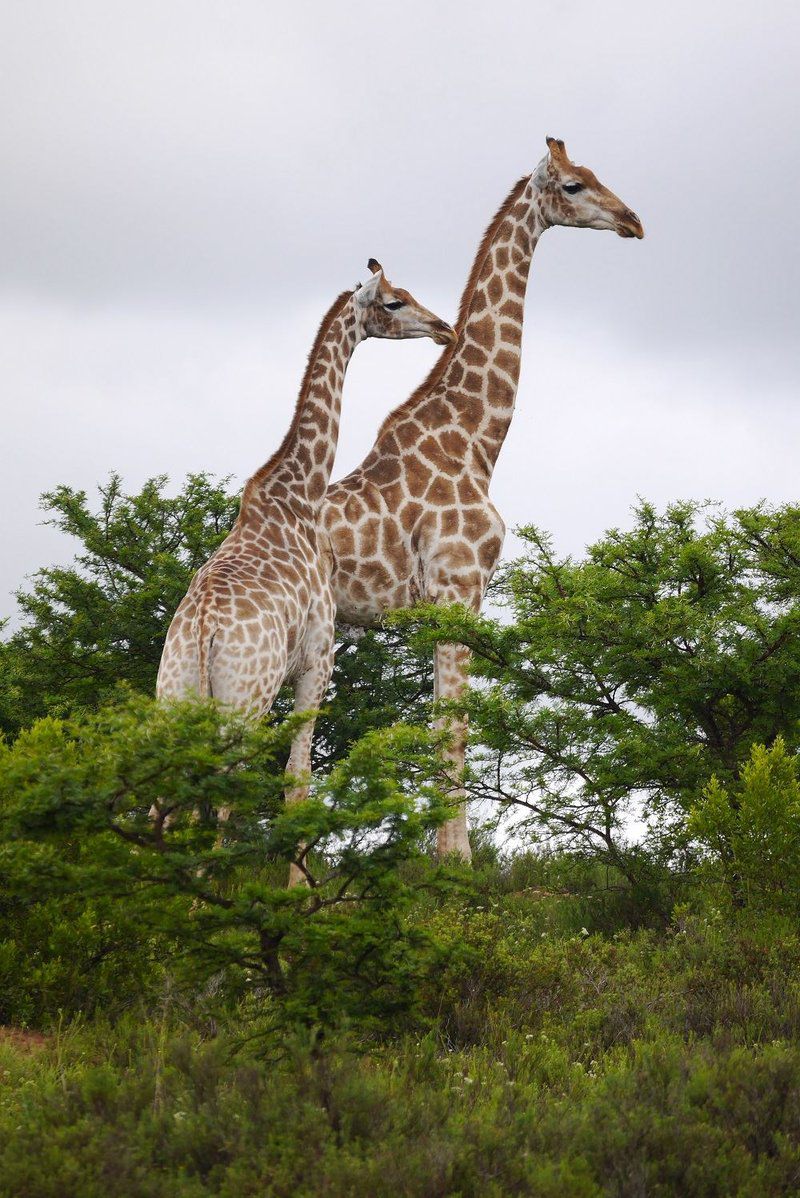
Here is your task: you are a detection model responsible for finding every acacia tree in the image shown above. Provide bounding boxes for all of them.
[0,474,239,732]
[405,501,800,893]
[314,627,433,768]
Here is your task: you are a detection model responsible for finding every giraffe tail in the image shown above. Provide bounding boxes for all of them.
[197,632,214,699]
[194,606,217,700]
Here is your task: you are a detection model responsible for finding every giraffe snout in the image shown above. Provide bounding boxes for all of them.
[616,208,644,239]
[433,320,458,346]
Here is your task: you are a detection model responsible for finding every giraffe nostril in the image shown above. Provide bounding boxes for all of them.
[618,208,644,239]
[433,321,457,345]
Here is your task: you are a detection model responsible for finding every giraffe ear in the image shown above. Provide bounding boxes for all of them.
[533,152,551,186]
[355,269,382,306]
[367,258,383,276]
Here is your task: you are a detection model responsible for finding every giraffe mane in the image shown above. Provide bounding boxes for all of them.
[375,173,531,439]
[250,289,354,487]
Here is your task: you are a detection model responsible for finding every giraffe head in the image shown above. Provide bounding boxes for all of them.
[533,137,644,239]
[354,260,456,346]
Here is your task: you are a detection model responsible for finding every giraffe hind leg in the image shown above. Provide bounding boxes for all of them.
[285,650,335,887]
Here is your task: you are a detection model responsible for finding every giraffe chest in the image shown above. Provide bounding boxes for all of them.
[324,477,504,626]
[326,507,418,626]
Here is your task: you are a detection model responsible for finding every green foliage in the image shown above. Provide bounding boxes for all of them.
[0,695,454,1035]
[690,738,800,914]
[313,626,433,769]
[0,887,163,1028]
[4,908,800,1196]
[0,474,239,733]
[402,501,800,908]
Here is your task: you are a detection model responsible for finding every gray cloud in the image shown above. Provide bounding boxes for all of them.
[2,0,799,620]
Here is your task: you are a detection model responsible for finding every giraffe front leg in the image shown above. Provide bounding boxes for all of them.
[434,641,472,862]
[285,653,333,888]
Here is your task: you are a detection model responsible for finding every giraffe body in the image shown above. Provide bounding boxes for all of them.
[321,140,644,860]
[158,496,333,712]
[157,264,455,879]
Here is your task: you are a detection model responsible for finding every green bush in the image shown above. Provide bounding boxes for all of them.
[690,738,800,915]
[0,694,455,1036]
[5,913,800,1197]
[0,890,164,1027]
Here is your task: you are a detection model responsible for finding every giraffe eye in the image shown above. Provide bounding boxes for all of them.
[383,300,405,311]
[563,182,585,195]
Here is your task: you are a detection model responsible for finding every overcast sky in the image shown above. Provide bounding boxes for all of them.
[2,0,799,625]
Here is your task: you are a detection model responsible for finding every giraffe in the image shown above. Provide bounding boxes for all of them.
[320,139,644,861]
[156,261,455,875]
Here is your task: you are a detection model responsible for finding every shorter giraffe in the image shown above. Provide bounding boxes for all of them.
[157,262,455,877]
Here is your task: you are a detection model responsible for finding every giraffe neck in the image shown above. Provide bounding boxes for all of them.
[244,291,361,522]
[381,176,545,477]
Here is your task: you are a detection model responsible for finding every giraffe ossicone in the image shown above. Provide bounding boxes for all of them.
[321,138,644,862]
[156,261,455,883]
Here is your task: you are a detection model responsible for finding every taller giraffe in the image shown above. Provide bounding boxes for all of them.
[157,262,454,862]
[321,139,644,860]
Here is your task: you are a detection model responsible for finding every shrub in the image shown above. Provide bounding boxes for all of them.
[0,694,454,1035]
[689,738,800,914]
